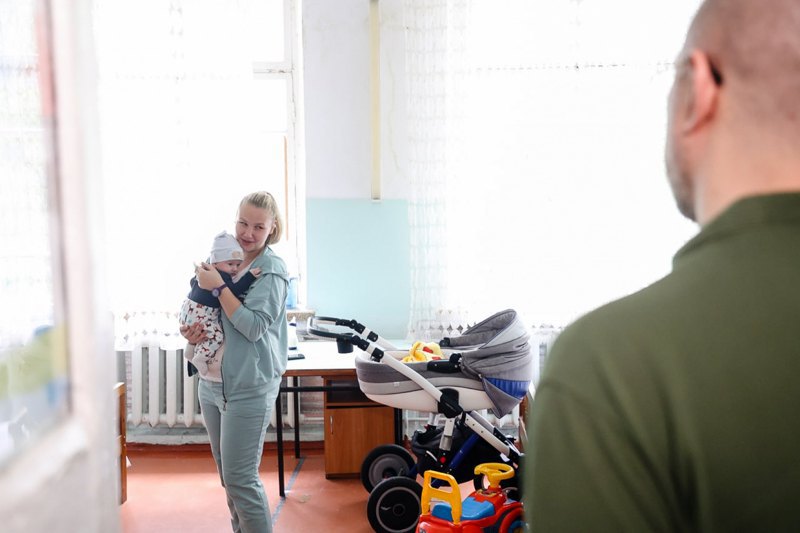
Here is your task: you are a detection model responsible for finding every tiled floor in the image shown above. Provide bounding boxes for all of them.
[120,445,374,533]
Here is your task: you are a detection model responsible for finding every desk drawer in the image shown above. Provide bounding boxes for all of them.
[324,378,370,406]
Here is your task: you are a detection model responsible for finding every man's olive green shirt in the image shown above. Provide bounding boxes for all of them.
[525,193,800,532]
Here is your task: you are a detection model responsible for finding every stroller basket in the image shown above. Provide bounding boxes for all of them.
[411,423,506,484]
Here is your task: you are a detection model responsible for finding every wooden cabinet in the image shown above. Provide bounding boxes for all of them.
[323,377,395,478]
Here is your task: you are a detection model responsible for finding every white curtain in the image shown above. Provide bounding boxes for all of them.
[93,0,288,349]
[406,0,701,334]
[405,0,472,340]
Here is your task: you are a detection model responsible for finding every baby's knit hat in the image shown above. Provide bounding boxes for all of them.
[210,231,244,263]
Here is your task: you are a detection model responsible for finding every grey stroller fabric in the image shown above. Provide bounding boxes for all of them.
[356,309,532,417]
[356,361,485,394]
[444,309,533,416]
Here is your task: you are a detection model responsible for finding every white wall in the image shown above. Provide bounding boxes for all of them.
[301,0,412,334]
[0,2,120,531]
[303,0,409,200]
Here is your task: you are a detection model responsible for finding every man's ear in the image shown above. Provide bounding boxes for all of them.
[683,50,720,133]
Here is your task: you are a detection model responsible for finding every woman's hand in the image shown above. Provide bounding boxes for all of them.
[196,262,224,290]
[180,322,206,344]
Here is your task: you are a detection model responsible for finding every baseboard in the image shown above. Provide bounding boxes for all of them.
[127,440,325,455]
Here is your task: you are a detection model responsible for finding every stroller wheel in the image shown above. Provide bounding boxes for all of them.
[367,476,422,533]
[361,444,415,492]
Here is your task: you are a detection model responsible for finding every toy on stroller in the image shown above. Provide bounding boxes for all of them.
[309,309,532,533]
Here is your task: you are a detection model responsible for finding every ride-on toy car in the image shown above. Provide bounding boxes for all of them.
[416,463,526,533]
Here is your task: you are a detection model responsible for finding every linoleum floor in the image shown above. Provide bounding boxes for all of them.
[120,446,373,533]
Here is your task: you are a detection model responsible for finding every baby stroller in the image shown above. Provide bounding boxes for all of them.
[309,309,532,533]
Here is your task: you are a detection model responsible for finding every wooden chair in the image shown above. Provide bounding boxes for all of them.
[114,382,127,504]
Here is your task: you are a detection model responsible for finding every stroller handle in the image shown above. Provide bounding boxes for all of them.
[308,315,383,356]
[311,316,379,342]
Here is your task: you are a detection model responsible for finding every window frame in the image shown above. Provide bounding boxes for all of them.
[254,0,306,307]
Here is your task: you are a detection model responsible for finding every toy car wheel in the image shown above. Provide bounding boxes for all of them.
[499,507,527,533]
[367,476,422,533]
[361,444,416,492]
[506,519,529,533]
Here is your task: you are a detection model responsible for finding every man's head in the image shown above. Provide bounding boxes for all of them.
[665,0,800,224]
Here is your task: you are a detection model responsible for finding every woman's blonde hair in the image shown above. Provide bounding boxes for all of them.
[239,191,284,245]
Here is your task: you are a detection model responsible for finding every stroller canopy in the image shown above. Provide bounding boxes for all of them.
[441,309,533,417]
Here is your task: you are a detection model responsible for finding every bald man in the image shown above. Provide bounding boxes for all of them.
[524,0,800,531]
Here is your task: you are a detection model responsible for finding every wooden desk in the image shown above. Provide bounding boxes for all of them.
[276,341,401,497]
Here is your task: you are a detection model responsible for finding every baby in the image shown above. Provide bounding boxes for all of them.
[179,231,261,375]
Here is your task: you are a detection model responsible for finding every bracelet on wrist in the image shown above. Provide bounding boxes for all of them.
[211,284,227,298]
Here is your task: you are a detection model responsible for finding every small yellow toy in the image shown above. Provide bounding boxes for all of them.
[402,341,443,363]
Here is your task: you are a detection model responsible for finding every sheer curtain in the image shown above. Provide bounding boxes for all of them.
[0,1,55,349]
[405,0,471,340]
[93,1,289,349]
[406,0,701,335]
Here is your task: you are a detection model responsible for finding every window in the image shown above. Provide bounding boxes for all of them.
[407,0,700,334]
[92,0,304,345]
[0,0,71,466]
